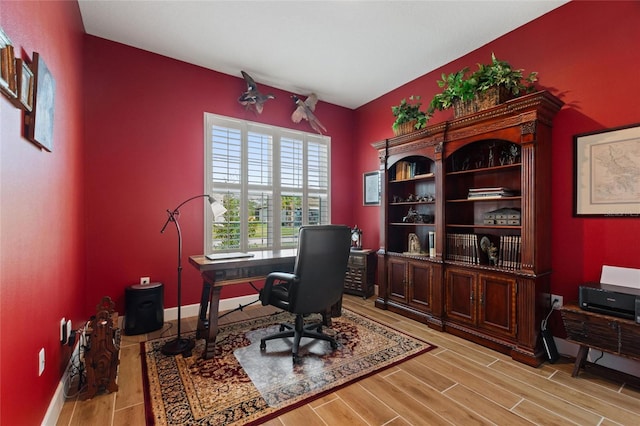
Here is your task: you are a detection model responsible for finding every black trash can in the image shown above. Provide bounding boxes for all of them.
[124,282,164,335]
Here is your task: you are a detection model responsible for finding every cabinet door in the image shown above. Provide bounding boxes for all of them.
[388,257,408,303]
[478,274,516,338]
[445,268,475,325]
[408,260,432,312]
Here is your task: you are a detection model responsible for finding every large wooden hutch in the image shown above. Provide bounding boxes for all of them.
[373,91,563,366]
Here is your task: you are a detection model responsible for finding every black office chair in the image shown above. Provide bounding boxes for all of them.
[259,224,351,362]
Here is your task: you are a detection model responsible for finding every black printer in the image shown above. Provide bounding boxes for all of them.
[579,282,640,323]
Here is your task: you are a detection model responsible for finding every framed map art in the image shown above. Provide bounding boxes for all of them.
[574,123,640,217]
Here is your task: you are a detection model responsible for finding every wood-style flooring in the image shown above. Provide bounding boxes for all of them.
[56,294,640,425]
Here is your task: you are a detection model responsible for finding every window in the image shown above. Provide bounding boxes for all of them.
[204,113,331,253]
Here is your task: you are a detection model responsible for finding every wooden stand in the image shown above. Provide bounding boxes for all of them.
[561,302,640,377]
[85,296,120,399]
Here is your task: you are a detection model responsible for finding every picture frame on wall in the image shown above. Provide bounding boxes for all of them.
[25,52,56,152]
[0,26,17,99]
[574,123,640,217]
[363,171,381,206]
[15,58,34,111]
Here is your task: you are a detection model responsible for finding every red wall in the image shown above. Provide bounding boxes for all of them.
[82,36,356,313]
[0,1,85,424]
[2,1,640,424]
[353,1,640,309]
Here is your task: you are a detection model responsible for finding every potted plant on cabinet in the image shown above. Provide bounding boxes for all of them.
[428,53,538,118]
[391,95,428,136]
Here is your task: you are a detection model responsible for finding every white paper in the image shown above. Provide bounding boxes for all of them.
[600,265,640,289]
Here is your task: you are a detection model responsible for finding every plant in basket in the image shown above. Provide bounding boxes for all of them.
[427,53,538,118]
[391,95,428,136]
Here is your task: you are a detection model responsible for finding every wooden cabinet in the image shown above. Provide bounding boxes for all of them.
[344,249,376,298]
[445,267,516,338]
[374,91,563,366]
[561,302,640,376]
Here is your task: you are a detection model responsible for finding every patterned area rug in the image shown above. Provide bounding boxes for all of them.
[141,309,435,425]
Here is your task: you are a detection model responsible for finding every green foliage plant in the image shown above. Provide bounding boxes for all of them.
[427,53,538,115]
[391,95,428,132]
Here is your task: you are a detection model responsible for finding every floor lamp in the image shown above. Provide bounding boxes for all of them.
[160,194,224,356]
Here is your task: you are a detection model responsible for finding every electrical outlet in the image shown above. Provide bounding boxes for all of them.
[66,320,72,344]
[551,294,563,309]
[60,318,66,343]
[140,276,150,285]
[38,348,45,376]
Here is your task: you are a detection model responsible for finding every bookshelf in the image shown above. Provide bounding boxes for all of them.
[373,91,563,366]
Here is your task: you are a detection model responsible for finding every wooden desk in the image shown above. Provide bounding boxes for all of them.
[189,250,296,359]
[561,302,640,377]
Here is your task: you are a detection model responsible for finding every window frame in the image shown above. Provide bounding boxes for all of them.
[203,113,331,253]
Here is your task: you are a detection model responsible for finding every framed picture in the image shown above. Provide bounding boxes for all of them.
[25,52,56,152]
[574,123,640,217]
[0,26,17,99]
[363,171,381,205]
[15,59,34,111]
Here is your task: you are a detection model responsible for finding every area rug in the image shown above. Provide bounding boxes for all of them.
[141,309,435,425]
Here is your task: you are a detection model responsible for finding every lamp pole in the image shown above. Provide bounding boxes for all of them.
[160,194,214,356]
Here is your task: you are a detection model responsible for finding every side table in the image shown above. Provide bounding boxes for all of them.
[561,302,640,377]
[344,249,376,298]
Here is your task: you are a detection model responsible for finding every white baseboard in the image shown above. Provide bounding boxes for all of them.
[162,294,262,321]
[42,337,82,426]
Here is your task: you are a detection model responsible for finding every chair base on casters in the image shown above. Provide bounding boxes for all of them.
[260,314,338,363]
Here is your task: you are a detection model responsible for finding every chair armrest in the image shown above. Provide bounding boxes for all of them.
[260,272,297,305]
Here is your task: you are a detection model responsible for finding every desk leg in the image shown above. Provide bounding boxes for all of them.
[196,281,211,340]
[203,286,221,360]
[195,281,221,359]
[572,345,589,377]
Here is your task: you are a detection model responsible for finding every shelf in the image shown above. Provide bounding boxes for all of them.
[390,222,435,226]
[446,224,520,230]
[447,196,521,203]
[446,163,520,176]
[389,174,435,183]
[390,201,436,206]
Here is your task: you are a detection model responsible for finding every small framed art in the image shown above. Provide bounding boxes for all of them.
[16,59,34,111]
[574,123,640,217]
[363,171,381,206]
[0,26,17,99]
[25,52,56,152]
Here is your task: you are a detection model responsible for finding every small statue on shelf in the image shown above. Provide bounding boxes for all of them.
[407,233,421,254]
[402,207,421,223]
[509,144,520,164]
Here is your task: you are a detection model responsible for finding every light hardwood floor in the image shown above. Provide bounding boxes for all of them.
[56,294,640,425]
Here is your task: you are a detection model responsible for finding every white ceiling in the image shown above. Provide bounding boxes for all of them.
[78,0,567,109]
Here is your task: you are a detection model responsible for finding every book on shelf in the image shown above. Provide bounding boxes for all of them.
[498,235,521,270]
[446,232,521,269]
[428,231,435,257]
[415,172,434,179]
[446,233,480,265]
[393,161,431,181]
[468,187,516,199]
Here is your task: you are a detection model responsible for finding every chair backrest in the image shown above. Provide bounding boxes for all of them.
[289,225,352,314]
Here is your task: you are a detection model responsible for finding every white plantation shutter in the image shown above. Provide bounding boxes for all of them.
[204,113,330,253]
